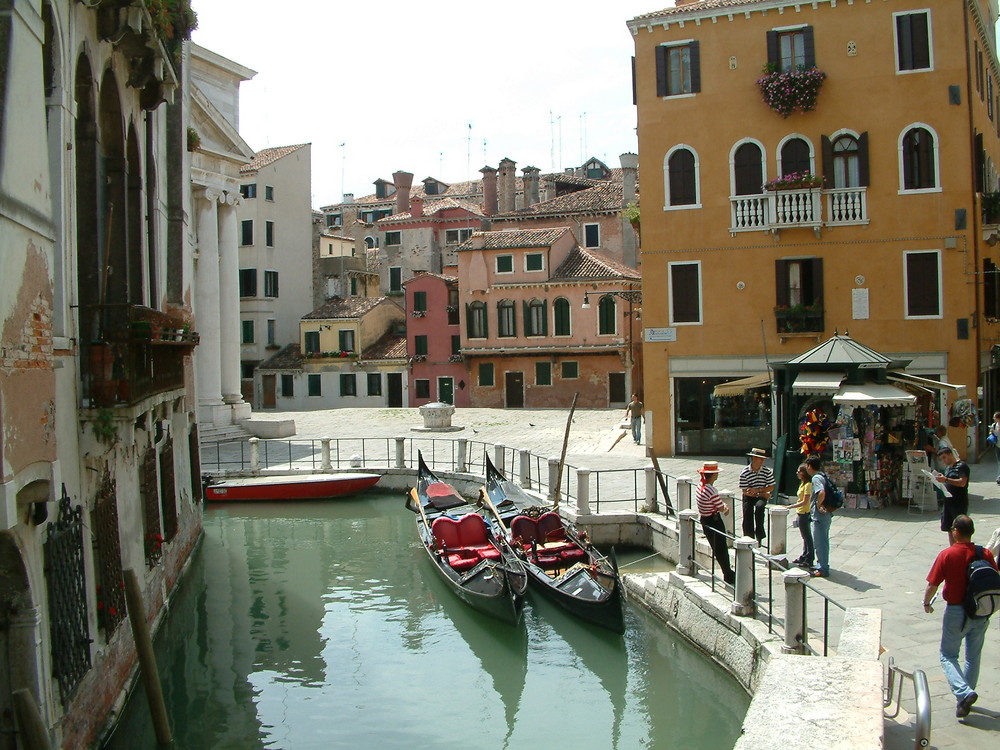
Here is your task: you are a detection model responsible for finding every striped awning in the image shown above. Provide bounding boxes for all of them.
[712,373,771,398]
[792,371,844,395]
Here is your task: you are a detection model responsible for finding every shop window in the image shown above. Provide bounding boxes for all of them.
[904,250,941,318]
[669,262,702,324]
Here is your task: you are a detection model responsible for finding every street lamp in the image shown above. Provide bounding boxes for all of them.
[581,289,643,308]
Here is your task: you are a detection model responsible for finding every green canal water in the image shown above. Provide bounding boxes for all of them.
[102,492,749,749]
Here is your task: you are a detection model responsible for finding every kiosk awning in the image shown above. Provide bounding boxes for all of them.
[792,371,844,394]
[833,383,917,407]
[712,373,771,398]
[887,372,966,396]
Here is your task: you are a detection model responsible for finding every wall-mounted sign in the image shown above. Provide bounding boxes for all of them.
[644,327,677,342]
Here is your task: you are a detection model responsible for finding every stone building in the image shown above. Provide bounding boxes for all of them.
[0,2,203,746]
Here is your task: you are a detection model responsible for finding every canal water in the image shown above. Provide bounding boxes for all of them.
[102,492,749,750]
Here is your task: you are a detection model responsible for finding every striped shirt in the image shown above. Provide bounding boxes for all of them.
[696,482,725,516]
[739,464,774,496]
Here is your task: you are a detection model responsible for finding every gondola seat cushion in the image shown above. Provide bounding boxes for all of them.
[447,548,481,572]
[534,552,562,570]
[537,512,567,542]
[456,514,489,546]
[431,517,463,549]
[511,515,540,545]
[560,548,587,564]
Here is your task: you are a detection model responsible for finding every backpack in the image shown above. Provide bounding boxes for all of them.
[820,473,844,510]
[964,546,1000,620]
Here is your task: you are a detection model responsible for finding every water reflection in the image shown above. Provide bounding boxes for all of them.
[103,494,747,750]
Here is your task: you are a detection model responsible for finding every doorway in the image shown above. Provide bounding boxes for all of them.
[505,371,524,408]
[387,373,403,407]
[262,375,276,409]
[438,377,454,405]
[609,372,627,407]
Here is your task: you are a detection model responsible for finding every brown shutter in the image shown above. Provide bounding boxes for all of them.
[808,258,824,308]
[689,41,701,93]
[766,31,779,68]
[775,260,790,308]
[906,252,939,316]
[803,26,816,68]
[976,132,985,193]
[542,300,549,336]
[655,46,668,97]
[631,56,637,105]
[671,264,700,323]
[858,132,870,187]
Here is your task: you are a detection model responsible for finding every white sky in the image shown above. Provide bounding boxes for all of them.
[190,0,658,209]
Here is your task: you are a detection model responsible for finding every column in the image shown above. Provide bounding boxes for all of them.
[218,197,245,408]
[195,189,223,414]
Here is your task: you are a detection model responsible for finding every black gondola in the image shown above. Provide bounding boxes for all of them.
[482,456,625,634]
[405,452,527,625]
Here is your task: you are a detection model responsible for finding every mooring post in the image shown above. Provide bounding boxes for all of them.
[494,443,506,476]
[456,438,468,473]
[320,438,332,471]
[719,490,735,546]
[677,509,699,575]
[576,468,591,515]
[731,538,757,616]
[782,568,811,654]
[12,689,50,750]
[644,467,657,514]
[548,457,561,505]
[249,437,260,472]
[123,569,173,746]
[394,437,406,469]
[675,476,693,511]
[519,450,531,488]
[768,505,789,558]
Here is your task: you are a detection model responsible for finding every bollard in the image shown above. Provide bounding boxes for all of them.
[249,437,260,472]
[676,476,693,511]
[519,450,531,488]
[548,457,561,505]
[782,568,812,654]
[644,467,658,514]
[494,444,506,475]
[719,490,735,547]
[677,509,699,575]
[320,438,332,471]
[576,468,592,515]
[768,505,789,558]
[456,439,468,473]
[731,537,757,616]
[394,437,406,469]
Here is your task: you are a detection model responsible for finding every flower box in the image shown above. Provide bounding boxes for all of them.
[756,65,827,118]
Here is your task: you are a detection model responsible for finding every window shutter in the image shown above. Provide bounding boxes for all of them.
[907,252,939,316]
[522,301,530,335]
[911,13,930,70]
[976,132,985,193]
[775,260,790,308]
[542,301,549,336]
[631,56,637,105]
[807,257,823,308]
[465,303,473,337]
[655,46,668,97]
[689,41,701,93]
[858,132,870,187]
[766,31,779,68]
[821,135,834,185]
[985,260,999,319]
[803,26,816,68]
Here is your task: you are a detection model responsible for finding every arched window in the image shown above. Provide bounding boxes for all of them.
[665,147,698,207]
[497,299,516,337]
[598,295,617,335]
[779,137,811,177]
[553,297,571,336]
[524,298,547,336]
[831,135,860,188]
[733,142,764,195]
[901,126,937,190]
[466,301,487,338]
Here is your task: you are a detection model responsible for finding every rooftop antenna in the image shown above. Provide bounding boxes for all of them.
[439,151,443,175]
[466,123,472,179]
[581,111,588,161]
[549,110,555,170]
[483,139,487,165]
[557,115,563,170]
[339,142,346,200]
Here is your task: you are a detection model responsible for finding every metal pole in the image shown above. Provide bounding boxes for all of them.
[123,569,173,746]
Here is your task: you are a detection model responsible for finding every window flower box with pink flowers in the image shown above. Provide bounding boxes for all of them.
[756,64,827,118]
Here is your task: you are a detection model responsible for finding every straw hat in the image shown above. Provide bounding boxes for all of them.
[746,447,769,460]
[696,461,723,475]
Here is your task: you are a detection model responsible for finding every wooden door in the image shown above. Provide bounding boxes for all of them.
[387,372,403,407]
[262,375,276,408]
[505,371,524,408]
[609,372,626,407]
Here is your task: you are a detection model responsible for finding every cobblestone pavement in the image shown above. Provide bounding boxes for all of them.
[234,407,1000,749]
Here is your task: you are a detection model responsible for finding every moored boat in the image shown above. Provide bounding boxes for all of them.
[482,456,624,633]
[203,472,380,501]
[406,452,526,625]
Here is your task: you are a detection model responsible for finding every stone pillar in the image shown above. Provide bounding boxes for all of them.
[731,538,757,616]
[644,467,657,514]
[494,444,506,476]
[782,568,811,654]
[218,197,246,412]
[576,468,592,515]
[456,439,468,473]
[249,437,260,472]
[677,509,699,575]
[195,189,224,418]
[676,476,693,511]
[394,437,406,469]
[320,438,332,471]
[519,450,531,488]
[719,490,735,547]
[548,457,561,505]
[768,505,789,557]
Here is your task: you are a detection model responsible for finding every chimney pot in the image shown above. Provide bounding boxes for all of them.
[392,171,414,216]
[480,165,498,217]
[498,158,517,213]
[411,196,424,217]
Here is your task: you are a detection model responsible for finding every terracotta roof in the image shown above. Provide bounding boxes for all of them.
[259,344,304,370]
[458,228,571,251]
[362,332,407,361]
[380,197,486,222]
[633,0,767,22]
[403,271,458,285]
[496,181,624,218]
[302,296,390,320]
[240,143,309,174]
[550,246,641,282]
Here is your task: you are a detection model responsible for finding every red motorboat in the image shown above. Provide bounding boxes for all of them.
[203,473,380,501]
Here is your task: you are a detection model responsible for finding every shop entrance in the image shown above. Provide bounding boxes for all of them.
[674,376,771,455]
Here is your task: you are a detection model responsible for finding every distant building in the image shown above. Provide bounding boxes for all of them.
[404,273,466,406]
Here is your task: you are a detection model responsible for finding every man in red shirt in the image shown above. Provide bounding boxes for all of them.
[924,515,998,718]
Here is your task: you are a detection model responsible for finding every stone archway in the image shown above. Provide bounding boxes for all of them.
[0,529,41,750]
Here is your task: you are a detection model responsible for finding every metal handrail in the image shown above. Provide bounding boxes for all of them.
[883,656,931,749]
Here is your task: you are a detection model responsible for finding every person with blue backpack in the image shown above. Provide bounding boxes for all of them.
[804,455,837,578]
[924,515,1000,719]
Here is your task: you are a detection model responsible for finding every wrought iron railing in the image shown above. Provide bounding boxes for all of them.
[93,474,126,636]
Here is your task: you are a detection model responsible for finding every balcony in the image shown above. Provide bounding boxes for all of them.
[774,305,825,341]
[730,187,868,233]
[82,304,198,408]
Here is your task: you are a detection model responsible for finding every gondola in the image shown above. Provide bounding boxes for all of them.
[481,455,625,634]
[405,452,527,625]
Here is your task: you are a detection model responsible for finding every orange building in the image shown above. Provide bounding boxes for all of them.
[629,0,1000,457]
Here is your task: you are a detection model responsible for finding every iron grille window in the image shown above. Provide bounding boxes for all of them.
[93,475,126,636]
[140,448,163,567]
[159,437,178,542]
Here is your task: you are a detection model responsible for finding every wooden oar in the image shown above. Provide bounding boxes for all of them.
[410,488,432,532]
[478,487,509,535]
[553,392,579,510]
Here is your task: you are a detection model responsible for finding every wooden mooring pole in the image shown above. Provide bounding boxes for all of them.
[123,568,173,746]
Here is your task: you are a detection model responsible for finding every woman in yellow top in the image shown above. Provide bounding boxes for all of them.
[789,464,814,568]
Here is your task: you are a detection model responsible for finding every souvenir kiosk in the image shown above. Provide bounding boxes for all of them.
[770,333,964,509]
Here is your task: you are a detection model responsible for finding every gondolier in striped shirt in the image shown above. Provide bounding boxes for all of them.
[739,447,775,544]
[696,461,736,586]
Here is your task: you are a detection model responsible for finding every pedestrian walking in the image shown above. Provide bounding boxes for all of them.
[804,455,833,577]
[933,447,970,545]
[923,515,998,718]
[789,463,814,568]
[738,447,774,544]
[990,411,1000,484]
[625,394,644,444]
[695,461,736,586]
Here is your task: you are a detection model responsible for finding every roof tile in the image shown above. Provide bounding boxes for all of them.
[362,332,408,361]
[240,143,309,174]
[302,296,393,320]
[457,228,570,251]
[550,246,641,281]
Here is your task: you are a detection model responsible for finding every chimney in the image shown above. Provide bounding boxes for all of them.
[342,193,354,204]
[523,166,541,206]
[542,175,556,202]
[392,171,413,215]
[411,195,424,217]
[480,166,497,217]
[620,153,640,270]
[498,157,516,213]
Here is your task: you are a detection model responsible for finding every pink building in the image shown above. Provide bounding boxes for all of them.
[404,272,468,406]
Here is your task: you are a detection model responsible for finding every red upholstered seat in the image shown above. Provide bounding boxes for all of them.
[537,512,567,542]
[471,545,502,561]
[511,516,540,546]
[560,548,587,564]
[431,517,462,549]
[456,514,488,546]
[447,548,481,572]
[535,552,562,570]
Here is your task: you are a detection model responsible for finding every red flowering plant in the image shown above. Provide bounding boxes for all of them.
[756,64,827,118]
[763,172,824,191]
[146,532,165,566]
